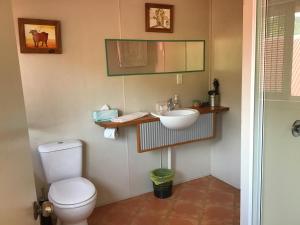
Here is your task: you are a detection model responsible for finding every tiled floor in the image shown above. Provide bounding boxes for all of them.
[88,176,240,225]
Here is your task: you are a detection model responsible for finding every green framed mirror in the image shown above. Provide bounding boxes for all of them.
[105,39,205,76]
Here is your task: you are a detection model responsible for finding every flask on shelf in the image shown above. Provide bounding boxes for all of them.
[173,94,181,109]
[208,79,220,107]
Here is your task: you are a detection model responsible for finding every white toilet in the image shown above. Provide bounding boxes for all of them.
[38,140,97,225]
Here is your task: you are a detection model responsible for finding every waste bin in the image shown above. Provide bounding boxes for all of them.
[150,168,175,199]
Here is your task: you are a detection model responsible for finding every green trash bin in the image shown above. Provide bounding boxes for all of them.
[150,168,175,199]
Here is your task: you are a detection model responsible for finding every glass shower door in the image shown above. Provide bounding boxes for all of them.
[256,0,300,224]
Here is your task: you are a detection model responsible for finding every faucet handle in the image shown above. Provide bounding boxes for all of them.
[167,98,175,111]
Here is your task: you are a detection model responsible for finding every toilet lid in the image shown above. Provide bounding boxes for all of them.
[49,177,96,205]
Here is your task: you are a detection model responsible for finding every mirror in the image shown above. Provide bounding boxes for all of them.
[105,39,205,76]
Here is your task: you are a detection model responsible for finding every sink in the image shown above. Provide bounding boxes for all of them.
[151,109,199,130]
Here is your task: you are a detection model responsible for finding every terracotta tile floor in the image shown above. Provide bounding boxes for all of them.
[88,176,240,225]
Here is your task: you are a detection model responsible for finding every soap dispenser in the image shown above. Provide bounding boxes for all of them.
[173,94,181,109]
[208,79,220,107]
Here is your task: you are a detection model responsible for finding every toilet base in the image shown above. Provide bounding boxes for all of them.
[58,219,88,225]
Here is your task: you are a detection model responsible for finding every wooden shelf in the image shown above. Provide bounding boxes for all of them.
[95,115,159,129]
[95,106,229,129]
[191,106,229,114]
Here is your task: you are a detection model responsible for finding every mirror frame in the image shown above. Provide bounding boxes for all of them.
[105,39,205,76]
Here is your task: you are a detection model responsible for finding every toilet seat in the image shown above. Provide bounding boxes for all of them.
[49,177,96,208]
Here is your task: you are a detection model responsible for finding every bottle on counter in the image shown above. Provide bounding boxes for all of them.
[173,94,181,109]
[208,79,220,107]
[192,99,201,107]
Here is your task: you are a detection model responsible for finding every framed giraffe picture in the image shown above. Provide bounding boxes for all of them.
[18,18,62,54]
[145,3,174,33]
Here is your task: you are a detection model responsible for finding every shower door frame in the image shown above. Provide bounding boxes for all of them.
[241,0,265,225]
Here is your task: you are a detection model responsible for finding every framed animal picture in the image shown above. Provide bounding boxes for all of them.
[18,18,62,54]
[145,3,174,33]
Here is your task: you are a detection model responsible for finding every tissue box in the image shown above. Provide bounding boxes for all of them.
[92,109,118,122]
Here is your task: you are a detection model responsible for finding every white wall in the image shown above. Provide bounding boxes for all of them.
[12,0,212,206]
[210,0,243,188]
[0,0,37,224]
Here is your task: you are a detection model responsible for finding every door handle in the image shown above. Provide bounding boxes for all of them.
[33,201,54,220]
[292,120,300,137]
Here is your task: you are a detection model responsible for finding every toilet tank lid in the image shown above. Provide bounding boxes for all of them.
[38,140,82,153]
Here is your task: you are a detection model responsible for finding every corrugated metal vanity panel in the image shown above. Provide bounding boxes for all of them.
[138,113,214,152]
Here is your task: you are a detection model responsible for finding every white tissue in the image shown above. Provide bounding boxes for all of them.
[100,104,110,111]
[104,128,118,139]
[111,112,149,123]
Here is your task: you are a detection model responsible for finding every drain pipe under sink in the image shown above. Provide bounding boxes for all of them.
[160,147,172,169]
[167,147,172,169]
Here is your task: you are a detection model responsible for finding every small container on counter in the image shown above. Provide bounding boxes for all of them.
[210,94,220,107]
[208,78,220,107]
[192,100,201,107]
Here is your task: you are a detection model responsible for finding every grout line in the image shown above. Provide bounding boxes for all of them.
[163,186,181,222]
[117,0,131,199]
[208,0,214,180]
[197,177,211,225]
[208,0,213,87]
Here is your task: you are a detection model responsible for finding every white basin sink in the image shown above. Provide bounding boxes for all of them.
[151,109,199,130]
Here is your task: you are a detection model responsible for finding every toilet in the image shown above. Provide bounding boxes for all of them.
[38,140,97,225]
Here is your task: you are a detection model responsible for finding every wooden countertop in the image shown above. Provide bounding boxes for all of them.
[95,106,229,129]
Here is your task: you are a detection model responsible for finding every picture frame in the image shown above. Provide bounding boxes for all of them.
[18,18,62,54]
[145,3,174,33]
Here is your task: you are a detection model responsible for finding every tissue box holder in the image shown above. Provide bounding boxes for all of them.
[93,109,118,122]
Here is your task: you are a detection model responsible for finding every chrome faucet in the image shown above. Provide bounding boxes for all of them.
[167,98,175,111]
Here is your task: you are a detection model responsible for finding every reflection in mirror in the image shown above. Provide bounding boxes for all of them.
[186,41,205,71]
[105,40,163,75]
[164,42,186,72]
[105,39,205,76]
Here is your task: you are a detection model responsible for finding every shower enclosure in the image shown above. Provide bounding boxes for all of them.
[253,0,300,224]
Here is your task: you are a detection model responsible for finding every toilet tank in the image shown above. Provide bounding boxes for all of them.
[38,140,82,184]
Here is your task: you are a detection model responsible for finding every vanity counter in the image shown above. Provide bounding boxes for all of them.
[95,106,229,129]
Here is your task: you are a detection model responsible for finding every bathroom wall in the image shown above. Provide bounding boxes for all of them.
[12,0,211,205]
[210,0,243,188]
[0,0,37,224]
